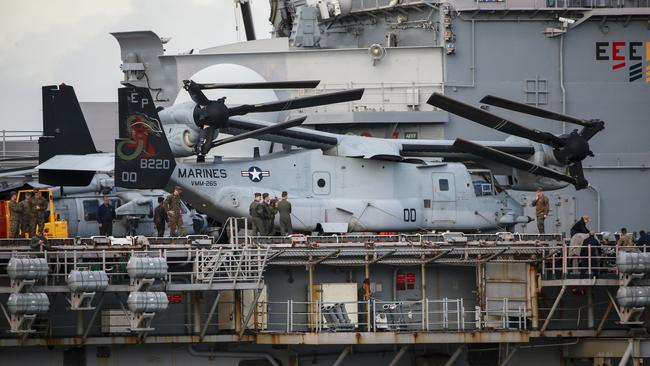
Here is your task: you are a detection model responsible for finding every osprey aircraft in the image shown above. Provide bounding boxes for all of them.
[101,79,604,233]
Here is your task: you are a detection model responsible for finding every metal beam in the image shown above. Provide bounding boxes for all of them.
[81,294,105,343]
[200,292,222,341]
[312,250,341,265]
[499,344,518,366]
[389,345,409,366]
[239,288,263,338]
[443,345,464,366]
[619,339,633,366]
[424,249,452,263]
[596,301,613,336]
[541,285,566,334]
[369,250,396,264]
[332,346,351,366]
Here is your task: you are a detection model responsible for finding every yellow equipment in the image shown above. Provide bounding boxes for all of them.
[11,189,68,239]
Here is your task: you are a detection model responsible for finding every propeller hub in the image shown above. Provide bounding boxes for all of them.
[193,100,230,129]
[554,131,591,164]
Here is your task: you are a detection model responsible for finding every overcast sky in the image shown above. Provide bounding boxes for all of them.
[0,0,271,131]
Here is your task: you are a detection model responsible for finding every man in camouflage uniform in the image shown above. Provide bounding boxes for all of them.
[153,196,167,237]
[531,188,550,234]
[20,192,34,237]
[32,190,48,237]
[164,186,185,237]
[277,191,293,236]
[249,193,264,235]
[260,193,275,235]
[8,191,22,238]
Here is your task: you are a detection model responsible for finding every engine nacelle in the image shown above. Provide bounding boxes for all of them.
[165,124,198,157]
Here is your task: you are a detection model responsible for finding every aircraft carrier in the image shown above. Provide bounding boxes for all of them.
[1,0,650,365]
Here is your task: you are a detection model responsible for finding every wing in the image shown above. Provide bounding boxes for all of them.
[37,153,114,172]
[222,116,535,159]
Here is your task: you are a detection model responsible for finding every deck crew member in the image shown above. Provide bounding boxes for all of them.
[637,230,650,247]
[261,193,274,235]
[164,186,185,237]
[570,215,590,237]
[278,191,292,236]
[250,193,264,235]
[8,191,22,238]
[20,192,34,237]
[154,196,167,237]
[617,228,634,251]
[32,190,48,236]
[96,196,116,236]
[531,188,549,234]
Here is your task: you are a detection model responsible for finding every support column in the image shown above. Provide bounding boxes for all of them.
[421,260,427,330]
[308,260,314,330]
[587,287,595,329]
[528,263,539,330]
[193,292,201,334]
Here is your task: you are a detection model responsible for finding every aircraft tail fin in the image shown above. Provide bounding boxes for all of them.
[39,84,98,186]
[115,86,176,189]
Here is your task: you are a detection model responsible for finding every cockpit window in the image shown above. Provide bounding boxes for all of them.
[471,172,495,196]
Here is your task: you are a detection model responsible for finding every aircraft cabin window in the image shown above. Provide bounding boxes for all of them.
[317,178,326,188]
[83,200,99,221]
[439,179,449,191]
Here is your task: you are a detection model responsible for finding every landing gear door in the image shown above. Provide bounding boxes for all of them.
[432,173,456,222]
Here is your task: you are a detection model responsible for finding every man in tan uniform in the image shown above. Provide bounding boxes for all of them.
[164,186,185,237]
[531,188,550,234]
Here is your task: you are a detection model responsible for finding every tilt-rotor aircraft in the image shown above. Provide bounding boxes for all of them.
[102,78,604,233]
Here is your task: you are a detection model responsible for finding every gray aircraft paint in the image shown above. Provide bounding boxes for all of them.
[170,148,526,232]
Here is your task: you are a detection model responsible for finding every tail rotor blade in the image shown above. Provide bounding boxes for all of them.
[427,93,565,148]
[452,138,582,188]
[212,116,307,148]
[198,80,321,90]
[480,95,592,127]
[228,88,364,116]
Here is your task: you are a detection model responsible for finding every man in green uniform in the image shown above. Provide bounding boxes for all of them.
[20,192,34,237]
[8,191,22,238]
[32,190,48,237]
[153,196,167,237]
[164,186,185,237]
[278,191,292,236]
[260,193,274,235]
[531,188,550,234]
[268,197,278,236]
[249,192,264,235]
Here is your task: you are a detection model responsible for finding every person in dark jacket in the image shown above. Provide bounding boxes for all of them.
[570,215,590,237]
[96,196,116,236]
[153,197,167,237]
[636,230,650,247]
[581,231,601,276]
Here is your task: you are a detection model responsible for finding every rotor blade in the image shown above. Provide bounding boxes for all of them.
[452,138,579,187]
[567,161,588,190]
[182,80,210,106]
[579,120,605,141]
[212,116,307,148]
[427,93,566,148]
[198,80,321,90]
[227,89,365,116]
[480,95,593,127]
[196,126,217,155]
